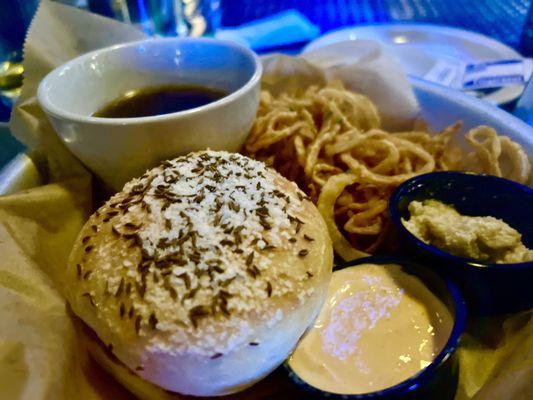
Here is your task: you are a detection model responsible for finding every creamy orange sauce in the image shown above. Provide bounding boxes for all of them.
[288,263,453,394]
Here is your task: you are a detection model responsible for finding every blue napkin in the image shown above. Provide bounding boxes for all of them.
[215,10,319,51]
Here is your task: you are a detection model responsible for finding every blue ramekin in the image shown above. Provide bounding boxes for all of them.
[389,171,533,315]
[285,255,466,400]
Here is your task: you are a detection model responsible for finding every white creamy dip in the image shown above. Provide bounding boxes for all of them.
[288,263,453,394]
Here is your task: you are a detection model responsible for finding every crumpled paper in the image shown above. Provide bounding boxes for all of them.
[259,41,420,131]
[1,1,531,399]
[301,40,420,130]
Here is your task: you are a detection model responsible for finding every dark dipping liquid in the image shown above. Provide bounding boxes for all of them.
[93,84,227,118]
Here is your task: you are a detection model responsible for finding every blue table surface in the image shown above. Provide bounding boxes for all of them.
[2,1,531,61]
[220,0,532,54]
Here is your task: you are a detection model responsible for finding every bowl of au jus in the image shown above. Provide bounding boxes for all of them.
[285,256,466,400]
[389,171,533,315]
[37,37,262,191]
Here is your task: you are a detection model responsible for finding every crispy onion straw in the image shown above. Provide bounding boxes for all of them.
[465,126,531,184]
[317,173,369,260]
[243,82,531,258]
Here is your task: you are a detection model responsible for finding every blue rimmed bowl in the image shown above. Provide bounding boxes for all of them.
[285,255,466,400]
[389,171,533,315]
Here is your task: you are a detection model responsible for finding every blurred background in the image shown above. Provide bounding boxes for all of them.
[1,0,533,167]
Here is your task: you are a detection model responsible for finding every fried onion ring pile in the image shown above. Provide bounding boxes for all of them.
[243,82,531,258]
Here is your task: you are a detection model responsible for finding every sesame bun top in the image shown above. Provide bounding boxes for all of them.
[67,151,332,385]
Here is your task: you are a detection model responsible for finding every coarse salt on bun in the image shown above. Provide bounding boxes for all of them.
[66,150,333,397]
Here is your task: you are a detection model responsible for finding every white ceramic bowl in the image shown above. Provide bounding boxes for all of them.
[38,38,262,191]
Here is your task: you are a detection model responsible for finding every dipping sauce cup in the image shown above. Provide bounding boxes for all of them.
[38,38,262,191]
[285,256,466,400]
[389,171,533,315]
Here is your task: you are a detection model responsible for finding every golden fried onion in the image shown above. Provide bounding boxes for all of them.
[243,82,531,257]
[317,173,369,260]
[465,126,531,184]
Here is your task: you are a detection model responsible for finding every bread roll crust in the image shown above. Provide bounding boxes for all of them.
[67,151,332,396]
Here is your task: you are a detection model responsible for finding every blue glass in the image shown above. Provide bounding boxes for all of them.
[0,0,38,63]
[285,255,466,400]
[90,0,221,37]
[389,171,533,315]
[0,0,38,122]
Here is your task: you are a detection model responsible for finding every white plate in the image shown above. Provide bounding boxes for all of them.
[303,24,525,106]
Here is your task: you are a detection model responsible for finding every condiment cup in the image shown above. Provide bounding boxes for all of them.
[389,171,533,315]
[285,255,466,400]
[37,38,262,191]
